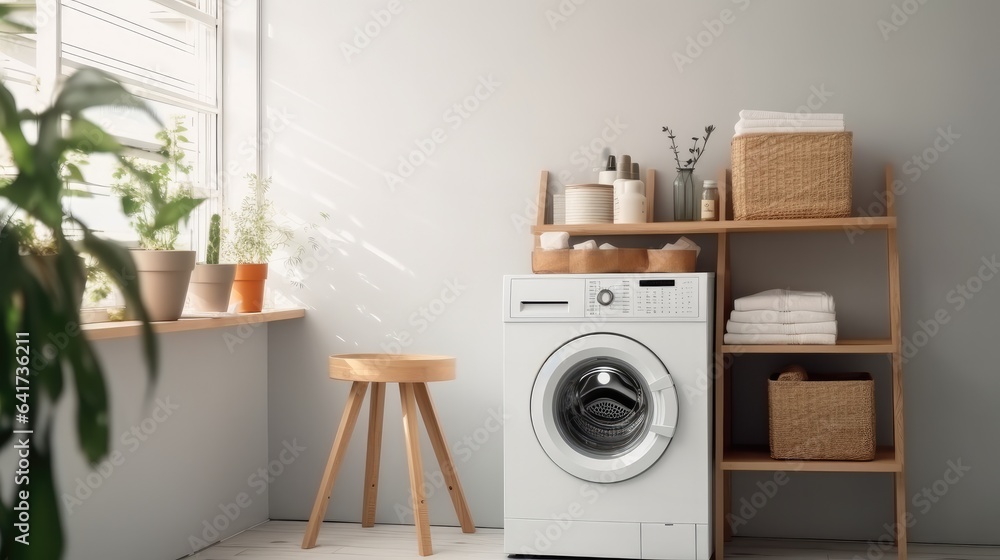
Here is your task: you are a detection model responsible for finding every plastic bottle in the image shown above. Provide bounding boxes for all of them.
[619,180,646,224]
[598,155,617,185]
[613,155,632,223]
[701,179,719,221]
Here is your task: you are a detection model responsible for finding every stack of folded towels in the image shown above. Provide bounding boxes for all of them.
[724,289,837,345]
[734,110,845,137]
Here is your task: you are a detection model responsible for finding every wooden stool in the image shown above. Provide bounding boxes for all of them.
[301,354,475,556]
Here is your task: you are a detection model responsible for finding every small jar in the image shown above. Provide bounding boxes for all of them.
[701,180,719,221]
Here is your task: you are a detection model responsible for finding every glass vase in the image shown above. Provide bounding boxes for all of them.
[673,168,696,221]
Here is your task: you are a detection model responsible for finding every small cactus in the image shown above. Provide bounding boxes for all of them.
[207,214,221,264]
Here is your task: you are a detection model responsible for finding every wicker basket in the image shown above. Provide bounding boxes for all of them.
[732,132,853,220]
[768,371,875,461]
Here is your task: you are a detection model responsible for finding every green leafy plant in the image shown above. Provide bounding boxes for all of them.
[226,173,290,264]
[83,259,114,305]
[111,115,205,250]
[662,124,716,171]
[5,216,58,255]
[0,64,161,559]
[206,213,221,264]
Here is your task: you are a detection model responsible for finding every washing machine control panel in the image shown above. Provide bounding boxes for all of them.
[585,277,699,318]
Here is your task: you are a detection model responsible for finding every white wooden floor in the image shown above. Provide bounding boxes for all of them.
[186,521,1000,560]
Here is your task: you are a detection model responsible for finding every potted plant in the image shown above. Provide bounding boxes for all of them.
[188,213,237,312]
[4,215,88,310]
[111,116,205,321]
[226,173,288,312]
[0,62,160,558]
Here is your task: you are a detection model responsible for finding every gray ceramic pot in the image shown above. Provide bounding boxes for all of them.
[189,263,237,312]
[131,250,196,322]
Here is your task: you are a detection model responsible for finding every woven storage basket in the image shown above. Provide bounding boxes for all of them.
[732,132,853,220]
[768,371,875,461]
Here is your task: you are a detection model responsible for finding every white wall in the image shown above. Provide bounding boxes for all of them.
[262,0,1000,544]
[53,327,270,560]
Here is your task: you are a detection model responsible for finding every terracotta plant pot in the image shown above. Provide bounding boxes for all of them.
[231,263,268,313]
[189,263,237,312]
[131,250,197,322]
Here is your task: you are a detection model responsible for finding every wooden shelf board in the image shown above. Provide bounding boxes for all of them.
[722,447,901,473]
[83,308,306,341]
[722,339,895,354]
[532,216,895,236]
[722,216,896,233]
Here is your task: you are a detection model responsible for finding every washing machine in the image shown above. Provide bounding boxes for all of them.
[502,273,714,560]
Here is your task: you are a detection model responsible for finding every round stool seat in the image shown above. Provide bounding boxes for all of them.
[329,354,456,383]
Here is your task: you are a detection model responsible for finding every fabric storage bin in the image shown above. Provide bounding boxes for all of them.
[768,371,875,461]
[731,132,853,220]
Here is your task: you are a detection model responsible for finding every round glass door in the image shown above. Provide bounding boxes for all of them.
[531,333,679,483]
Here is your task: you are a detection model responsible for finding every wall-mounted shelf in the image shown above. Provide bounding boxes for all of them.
[533,216,895,235]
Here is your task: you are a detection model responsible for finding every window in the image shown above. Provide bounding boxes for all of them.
[1,0,222,253]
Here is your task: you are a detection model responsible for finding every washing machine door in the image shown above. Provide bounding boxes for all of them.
[530,333,679,483]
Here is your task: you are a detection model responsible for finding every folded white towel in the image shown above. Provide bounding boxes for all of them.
[661,236,701,257]
[739,110,844,121]
[540,231,570,250]
[729,309,836,324]
[735,118,845,131]
[723,333,837,345]
[734,289,835,313]
[734,125,845,137]
[726,320,838,335]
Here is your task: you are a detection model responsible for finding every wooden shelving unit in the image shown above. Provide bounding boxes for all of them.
[530,166,908,560]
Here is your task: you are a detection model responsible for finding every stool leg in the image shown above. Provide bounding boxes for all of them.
[362,382,386,527]
[302,381,369,549]
[413,382,476,534]
[400,383,433,556]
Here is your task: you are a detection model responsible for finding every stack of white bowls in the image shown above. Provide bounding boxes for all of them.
[565,184,613,224]
[552,194,566,225]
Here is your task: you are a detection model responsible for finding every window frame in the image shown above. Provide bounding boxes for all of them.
[21,0,224,256]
